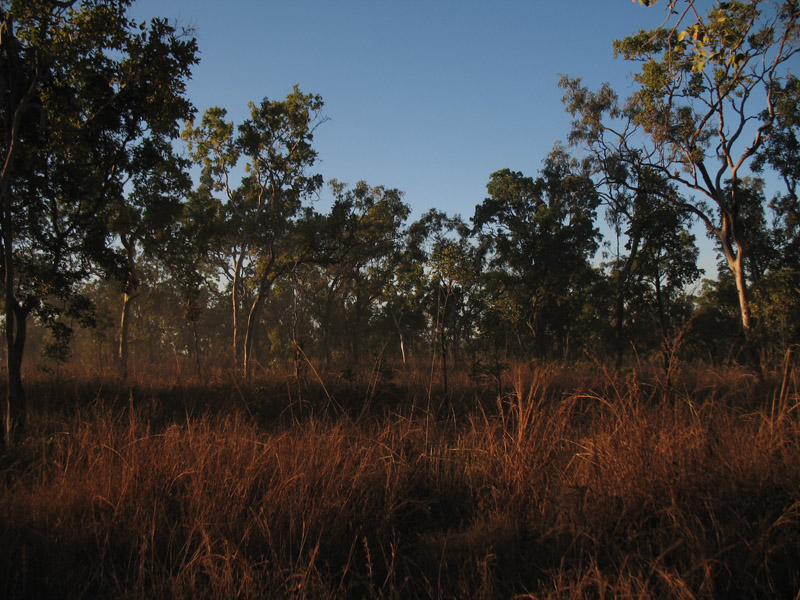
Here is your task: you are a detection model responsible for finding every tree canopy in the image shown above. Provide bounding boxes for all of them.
[0,0,197,446]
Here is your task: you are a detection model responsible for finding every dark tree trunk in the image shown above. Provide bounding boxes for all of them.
[118,292,133,377]
[4,301,27,449]
[614,236,641,369]
[242,250,278,379]
[0,16,39,449]
[439,284,451,397]
[351,284,364,366]
[653,266,671,373]
[191,320,202,382]
[321,278,340,371]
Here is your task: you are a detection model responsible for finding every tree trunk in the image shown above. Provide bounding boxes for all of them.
[731,255,752,338]
[191,320,202,382]
[0,18,39,449]
[2,151,25,449]
[3,299,27,449]
[242,299,261,379]
[351,283,364,366]
[653,266,671,373]
[231,256,243,371]
[613,289,625,368]
[321,279,339,371]
[243,277,273,379]
[439,284,451,397]
[2,183,18,449]
[399,333,406,365]
[717,218,755,360]
[117,235,139,379]
[440,321,448,396]
[452,319,460,369]
[614,236,641,369]
[118,291,134,377]
[390,310,407,365]
[242,248,282,378]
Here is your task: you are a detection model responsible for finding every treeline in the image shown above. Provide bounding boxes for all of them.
[2,1,799,444]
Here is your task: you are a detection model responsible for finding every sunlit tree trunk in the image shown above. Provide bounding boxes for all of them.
[718,212,754,353]
[118,234,138,379]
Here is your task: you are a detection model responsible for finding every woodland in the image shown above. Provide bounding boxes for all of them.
[0,0,799,598]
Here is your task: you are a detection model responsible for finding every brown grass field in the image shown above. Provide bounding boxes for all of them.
[1,359,799,599]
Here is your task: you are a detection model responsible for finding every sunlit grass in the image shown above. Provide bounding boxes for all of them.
[1,361,798,598]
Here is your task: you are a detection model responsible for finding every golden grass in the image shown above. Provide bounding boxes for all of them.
[1,361,799,598]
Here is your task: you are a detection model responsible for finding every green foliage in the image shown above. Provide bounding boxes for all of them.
[473,146,600,359]
[0,0,199,440]
[310,180,411,365]
[606,0,800,348]
[182,87,326,375]
[560,73,703,363]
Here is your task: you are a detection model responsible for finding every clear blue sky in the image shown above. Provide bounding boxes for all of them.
[128,1,723,274]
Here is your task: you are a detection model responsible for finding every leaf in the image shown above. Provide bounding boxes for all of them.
[677,30,688,42]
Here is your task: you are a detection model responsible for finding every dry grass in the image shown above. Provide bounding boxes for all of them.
[1,361,799,599]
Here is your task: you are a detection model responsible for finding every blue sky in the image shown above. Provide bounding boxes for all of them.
[128,1,722,274]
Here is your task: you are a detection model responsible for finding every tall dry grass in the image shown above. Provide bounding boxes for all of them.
[1,361,799,598]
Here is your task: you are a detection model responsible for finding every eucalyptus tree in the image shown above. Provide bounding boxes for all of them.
[379,217,428,365]
[752,75,800,350]
[418,211,484,393]
[473,147,600,359]
[560,76,703,365]
[629,205,702,367]
[613,0,800,349]
[312,180,409,367]
[182,87,324,377]
[0,0,197,445]
[109,29,197,377]
[162,186,225,379]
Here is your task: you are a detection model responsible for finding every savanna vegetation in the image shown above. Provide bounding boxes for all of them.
[0,0,798,598]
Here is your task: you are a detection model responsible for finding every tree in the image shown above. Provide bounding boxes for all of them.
[560,76,702,366]
[312,180,410,368]
[473,147,600,360]
[107,21,197,378]
[377,216,428,366]
[0,0,197,446]
[752,74,800,352]
[182,88,325,377]
[630,205,702,368]
[614,0,800,352]
[420,211,484,394]
[162,186,223,380]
